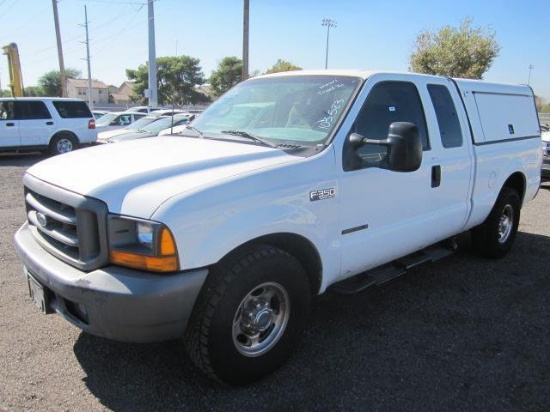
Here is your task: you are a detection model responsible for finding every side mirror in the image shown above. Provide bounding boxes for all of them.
[349,122,422,172]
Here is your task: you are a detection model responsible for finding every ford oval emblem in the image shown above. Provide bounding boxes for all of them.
[36,212,48,227]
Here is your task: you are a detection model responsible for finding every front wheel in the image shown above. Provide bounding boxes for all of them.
[184,244,311,385]
[471,187,521,258]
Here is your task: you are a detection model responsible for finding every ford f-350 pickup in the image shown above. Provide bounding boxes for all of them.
[14,70,542,384]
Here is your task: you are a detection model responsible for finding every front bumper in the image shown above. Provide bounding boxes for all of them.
[14,222,208,343]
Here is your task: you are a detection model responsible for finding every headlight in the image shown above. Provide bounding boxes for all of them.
[137,222,154,248]
[107,215,179,272]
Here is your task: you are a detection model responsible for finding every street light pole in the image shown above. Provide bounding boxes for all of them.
[147,0,158,108]
[527,64,534,86]
[242,0,249,81]
[322,18,337,69]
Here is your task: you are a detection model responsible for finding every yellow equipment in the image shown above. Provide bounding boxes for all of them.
[2,43,24,97]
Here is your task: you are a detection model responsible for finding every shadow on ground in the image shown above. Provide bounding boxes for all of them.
[73,231,550,412]
[0,152,48,167]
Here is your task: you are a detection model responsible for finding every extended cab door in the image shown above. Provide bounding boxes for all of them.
[423,78,474,233]
[336,75,473,279]
[0,101,21,147]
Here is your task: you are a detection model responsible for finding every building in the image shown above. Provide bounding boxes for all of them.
[110,81,136,105]
[66,78,109,105]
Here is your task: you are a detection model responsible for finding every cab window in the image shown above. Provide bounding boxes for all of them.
[427,84,463,148]
[344,81,429,171]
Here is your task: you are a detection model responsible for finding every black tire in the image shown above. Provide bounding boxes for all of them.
[471,187,521,258]
[184,244,311,385]
[49,134,78,155]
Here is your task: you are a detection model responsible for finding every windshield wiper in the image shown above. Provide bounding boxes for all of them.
[185,125,204,138]
[221,130,276,148]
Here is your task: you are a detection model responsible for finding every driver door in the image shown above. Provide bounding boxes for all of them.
[338,80,441,279]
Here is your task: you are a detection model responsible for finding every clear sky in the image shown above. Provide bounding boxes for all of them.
[0,0,548,101]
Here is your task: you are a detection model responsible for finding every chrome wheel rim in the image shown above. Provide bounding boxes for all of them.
[498,204,514,244]
[232,282,290,357]
[57,138,73,153]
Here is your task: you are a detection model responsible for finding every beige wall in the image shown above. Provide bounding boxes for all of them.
[66,82,109,104]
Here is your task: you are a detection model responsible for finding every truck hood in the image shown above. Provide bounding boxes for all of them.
[27,136,300,217]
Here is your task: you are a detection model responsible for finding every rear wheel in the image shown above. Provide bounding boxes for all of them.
[49,134,78,155]
[184,244,311,385]
[471,187,521,258]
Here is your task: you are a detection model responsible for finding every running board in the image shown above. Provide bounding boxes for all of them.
[328,239,457,295]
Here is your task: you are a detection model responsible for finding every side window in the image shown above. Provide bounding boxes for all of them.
[14,101,52,120]
[0,102,15,120]
[345,81,429,170]
[110,116,122,126]
[427,84,463,148]
[52,101,92,118]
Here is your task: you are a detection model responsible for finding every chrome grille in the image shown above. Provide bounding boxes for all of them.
[23,174,109,271]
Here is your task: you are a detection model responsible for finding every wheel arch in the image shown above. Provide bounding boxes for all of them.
[502,171,526,203]
[214,233,323,296]
[50,130,79,143]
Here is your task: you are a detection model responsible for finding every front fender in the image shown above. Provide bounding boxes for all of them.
[151,170,341,293]
[164,186,339,272]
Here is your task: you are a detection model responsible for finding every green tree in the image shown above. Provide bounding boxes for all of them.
[126,56,208,105]
[38,69,81,97]
[209,56,242,97]
[264,59,302,74]
[24,86,45,97]
[535,96,547,112]
[410,18,500,79]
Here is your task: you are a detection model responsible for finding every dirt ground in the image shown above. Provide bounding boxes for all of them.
[1,152,549,412]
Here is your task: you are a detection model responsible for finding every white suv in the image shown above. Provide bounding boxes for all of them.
[0,97,97,155]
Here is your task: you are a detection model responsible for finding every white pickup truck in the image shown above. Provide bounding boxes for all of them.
[14,70,542,385]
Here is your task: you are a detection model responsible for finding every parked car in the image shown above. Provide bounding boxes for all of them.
[95,111,147,131]
[0,97,97,154]
[158,114,197,136]
[104,113,193,143]
[123,105,168,114]
[97,110,189,143]
[92,110,110,120]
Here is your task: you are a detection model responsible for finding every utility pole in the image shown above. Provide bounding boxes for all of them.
[242,0,249,81]
[81,5,93,110]
[52,0,67,97]
[322,18,337,69]
[147,0,158,107]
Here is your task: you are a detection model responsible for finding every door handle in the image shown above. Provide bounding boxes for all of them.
[6,122,15,127]
[431,165,441,188]
[46,121,54,125]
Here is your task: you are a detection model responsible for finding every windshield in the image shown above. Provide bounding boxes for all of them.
[95,112,121,126]
[142,114,190,133]
[192,75,361,148]
[126,116,158,130]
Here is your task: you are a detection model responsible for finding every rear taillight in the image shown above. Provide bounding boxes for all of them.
[88,119,96,129]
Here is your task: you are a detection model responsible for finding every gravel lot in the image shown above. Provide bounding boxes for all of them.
[1,152,549,412]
